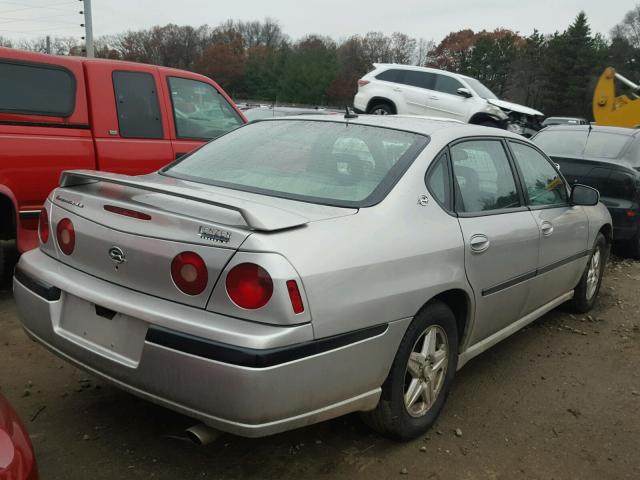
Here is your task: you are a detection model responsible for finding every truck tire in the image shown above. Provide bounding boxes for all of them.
[361,300,458,440]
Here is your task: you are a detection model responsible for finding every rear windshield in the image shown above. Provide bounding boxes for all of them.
[533,130,631,160]
[164,120,428,207]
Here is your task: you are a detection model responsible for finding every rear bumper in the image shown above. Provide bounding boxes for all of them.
[13,249,407,437]
[353,93,367,113]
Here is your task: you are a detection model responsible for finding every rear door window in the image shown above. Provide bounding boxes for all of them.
[112,71,163,139]
[451,140,521,213]
[168,77,243,140]
[402,70,436,90]
[0,61,75,116]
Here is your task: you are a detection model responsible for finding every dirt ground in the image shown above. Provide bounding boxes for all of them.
[0,251,639,480]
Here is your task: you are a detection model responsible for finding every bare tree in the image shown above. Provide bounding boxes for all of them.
[611,4,640,47]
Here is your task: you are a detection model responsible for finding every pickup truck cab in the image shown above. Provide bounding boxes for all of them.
[0,47,245,273]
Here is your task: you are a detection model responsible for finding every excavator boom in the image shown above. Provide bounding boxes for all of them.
[593,67,640,128]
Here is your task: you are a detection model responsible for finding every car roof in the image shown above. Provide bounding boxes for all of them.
[255,114,526,140]
[372,63,462,77]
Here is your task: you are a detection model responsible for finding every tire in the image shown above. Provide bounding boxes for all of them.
[361,300,458,440]
[567,232,608,313]
[368,103,393,115]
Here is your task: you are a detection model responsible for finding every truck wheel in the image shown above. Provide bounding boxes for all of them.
[368,103,393,115]
[568,233,608,313]
[361,300,458,440]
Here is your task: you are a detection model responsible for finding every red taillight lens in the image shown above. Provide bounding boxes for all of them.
[171,252,208,296]
[357,79,370,87]
[38,208,49,244]
[56,218,75,255]
[225,263,273,310]
[286,280,304,314]
[626,210,637,218]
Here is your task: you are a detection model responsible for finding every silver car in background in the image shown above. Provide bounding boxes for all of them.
[14,116,611,440]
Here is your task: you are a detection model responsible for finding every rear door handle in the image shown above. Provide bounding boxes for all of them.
[469,234,490,253]
[429,96,439,100]
[541,221,554,237]
[393,87,402,92]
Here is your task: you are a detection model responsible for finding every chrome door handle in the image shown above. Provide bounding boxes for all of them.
[469,234,490,253]
[541,221,554,237]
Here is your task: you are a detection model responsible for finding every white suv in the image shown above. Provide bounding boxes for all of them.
[354,64,544,136]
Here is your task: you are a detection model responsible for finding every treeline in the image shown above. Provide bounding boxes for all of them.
[3,6,640,118]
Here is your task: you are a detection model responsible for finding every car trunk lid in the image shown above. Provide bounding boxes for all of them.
[47,170,356,308]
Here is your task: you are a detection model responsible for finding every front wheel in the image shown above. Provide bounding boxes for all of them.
[568,233,608,313]
[361,300,458,440]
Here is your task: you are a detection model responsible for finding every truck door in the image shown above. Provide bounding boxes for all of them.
[158,72,245,160]
[85,62,174,174]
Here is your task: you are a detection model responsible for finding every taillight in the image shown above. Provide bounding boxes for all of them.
[626,210,637,218]
[357,79,370,87]
[171,252,208,296]
[56,218,75,255]
[225,263,273,310]
[38,208,49,244]
[286,280,304,314]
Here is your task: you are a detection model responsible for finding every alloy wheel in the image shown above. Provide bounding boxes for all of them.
[586,247,601,300]
[404,325,449,418]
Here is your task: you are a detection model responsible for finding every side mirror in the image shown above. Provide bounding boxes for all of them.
[456,87,472,98]
[571,184,599,206]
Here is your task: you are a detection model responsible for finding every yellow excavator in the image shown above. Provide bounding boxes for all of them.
[593,67,640,128]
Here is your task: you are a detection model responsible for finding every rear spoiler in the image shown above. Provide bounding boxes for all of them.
[59,170,309,232]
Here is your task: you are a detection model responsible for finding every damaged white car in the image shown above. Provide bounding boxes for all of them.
[354,63,543,136]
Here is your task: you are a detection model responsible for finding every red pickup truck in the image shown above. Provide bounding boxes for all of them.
[0,47,246,275]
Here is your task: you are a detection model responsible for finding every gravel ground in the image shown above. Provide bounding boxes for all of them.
[0,254,639,480]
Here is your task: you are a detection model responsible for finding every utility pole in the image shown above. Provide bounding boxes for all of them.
[45,35,51,54]
[82,0,94,57]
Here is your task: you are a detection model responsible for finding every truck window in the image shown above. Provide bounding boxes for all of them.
[167,77,243,140]
[0,61,75,117]
[112,71,163,139]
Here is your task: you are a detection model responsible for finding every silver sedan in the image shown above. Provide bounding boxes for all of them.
[14,115,612,440]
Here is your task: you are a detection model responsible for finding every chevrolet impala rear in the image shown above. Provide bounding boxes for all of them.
[13,118,433,437]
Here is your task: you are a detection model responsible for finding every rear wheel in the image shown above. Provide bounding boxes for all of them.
[362,301,458,440]
[568,233,608,313]
[368,103,393,115]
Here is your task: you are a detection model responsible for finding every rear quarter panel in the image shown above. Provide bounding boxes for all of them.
[240,135,472,340]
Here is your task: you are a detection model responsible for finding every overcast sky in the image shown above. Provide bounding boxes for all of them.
[0,0,637,43]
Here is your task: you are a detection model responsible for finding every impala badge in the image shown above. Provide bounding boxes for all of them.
[198,226,231,244]
[108,246,126,264]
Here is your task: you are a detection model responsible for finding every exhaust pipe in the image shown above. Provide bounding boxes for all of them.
[185,424,223,446]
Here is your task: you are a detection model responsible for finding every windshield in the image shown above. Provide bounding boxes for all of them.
[533,130,632,160]
[164,120,428,207]
[463,77,498,100]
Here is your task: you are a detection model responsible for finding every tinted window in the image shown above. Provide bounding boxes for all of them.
[434,74,464,96]
[451,140,520,213]
[533,130,630,159]
[0,61,75,116]
[402,70,436,89]
[510,142,568,206]
[113,71,163,139]
[375,69,404,83]
[426,153,451,210]
[168,77,243,140]
[165,120,428,207]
